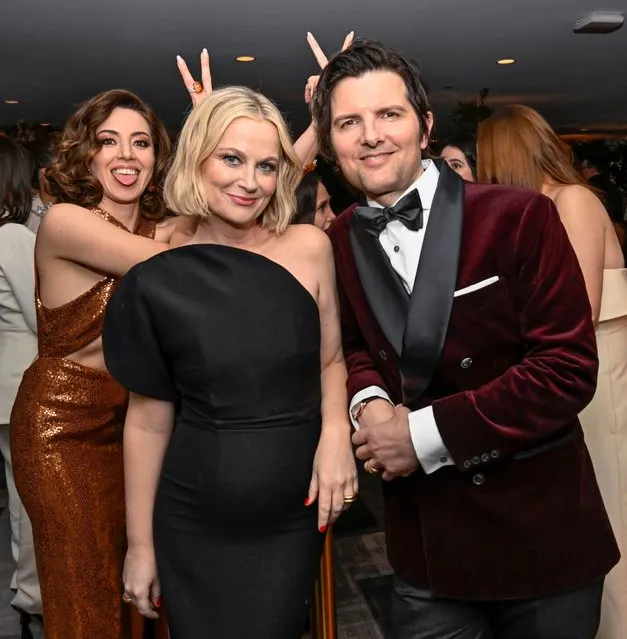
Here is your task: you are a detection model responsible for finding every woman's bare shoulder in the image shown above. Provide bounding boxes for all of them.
[39,203,97,231]
[283,223,332,256]
[552,183,603,209]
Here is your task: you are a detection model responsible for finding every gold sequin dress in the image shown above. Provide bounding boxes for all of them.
[10,210,156,639]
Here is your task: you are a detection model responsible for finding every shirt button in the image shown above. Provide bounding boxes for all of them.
[439,456,448,464]
[473,473,486,486]
[463,460,472,469]
[461,357,473,369]
[379,349,387,361]
[481,453,490,463]
[490,450,500,459]
[393,245,400,253]
[471,456,480,465]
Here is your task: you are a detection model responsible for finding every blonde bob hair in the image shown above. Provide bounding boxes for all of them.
[164,86,302,234]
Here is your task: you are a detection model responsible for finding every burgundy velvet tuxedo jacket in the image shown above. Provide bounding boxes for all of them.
[328,162,619,601]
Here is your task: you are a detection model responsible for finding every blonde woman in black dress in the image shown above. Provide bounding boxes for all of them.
[103,86,357,639]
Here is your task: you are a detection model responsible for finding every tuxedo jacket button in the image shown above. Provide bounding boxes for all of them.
[481,453,490,463]
[471,456,480,465]
[490,450,500,459]
[379,349,387,361]
[463,460,472,469]
[472,473,485,486]
[460,357,473,369]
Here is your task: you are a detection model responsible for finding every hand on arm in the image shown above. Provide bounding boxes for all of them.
[353,405,421,481]
[123,393,174,619]
[304,228,357,531]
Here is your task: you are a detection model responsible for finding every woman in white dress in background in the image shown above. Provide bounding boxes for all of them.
[478,104,627,639]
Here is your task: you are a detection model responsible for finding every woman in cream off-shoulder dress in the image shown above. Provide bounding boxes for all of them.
[478,105,627,639]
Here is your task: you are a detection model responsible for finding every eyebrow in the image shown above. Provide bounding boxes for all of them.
[217,146,279,163]
[96,129,150,137]
[332,104,408,127]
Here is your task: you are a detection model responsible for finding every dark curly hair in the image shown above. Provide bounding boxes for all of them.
[43,89,171,219]
[311,39,431,161]
[0,135,33,227]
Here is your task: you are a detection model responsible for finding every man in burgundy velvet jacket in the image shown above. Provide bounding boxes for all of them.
[311,40,619,638]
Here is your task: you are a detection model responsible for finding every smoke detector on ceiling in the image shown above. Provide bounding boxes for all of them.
[573,12,624,33]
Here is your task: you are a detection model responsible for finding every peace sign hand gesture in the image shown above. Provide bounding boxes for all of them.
[304,31,354,104]
[176,48,213,107]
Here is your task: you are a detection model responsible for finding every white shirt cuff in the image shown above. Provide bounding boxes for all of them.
[408,406,455,474]
[349,386,393,429]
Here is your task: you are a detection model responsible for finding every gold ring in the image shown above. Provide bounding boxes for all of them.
[122,593,132,604]
[343,494,357,504]
[365,460,379,474]
[189,81,203,94]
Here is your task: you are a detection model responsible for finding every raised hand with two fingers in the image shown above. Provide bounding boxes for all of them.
[176,48,213,107]
[304,31,354,105]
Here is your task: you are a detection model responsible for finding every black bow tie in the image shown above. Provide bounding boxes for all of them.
[354,189,424,237]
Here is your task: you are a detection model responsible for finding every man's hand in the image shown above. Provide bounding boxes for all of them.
[352,405,420,480]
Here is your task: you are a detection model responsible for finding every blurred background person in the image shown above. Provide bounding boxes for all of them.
[0,134,42,639]
[23,133,58,233]
[439,137,477,182]
[478,104,627,639]
[580,153,625,223]
[293,168,336,229]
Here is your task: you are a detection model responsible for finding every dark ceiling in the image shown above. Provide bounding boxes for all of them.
[1,0,626,138]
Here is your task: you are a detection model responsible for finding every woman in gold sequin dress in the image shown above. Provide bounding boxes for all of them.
[9,89,179,639]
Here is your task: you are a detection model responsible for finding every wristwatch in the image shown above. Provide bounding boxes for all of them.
[350,397,379,421]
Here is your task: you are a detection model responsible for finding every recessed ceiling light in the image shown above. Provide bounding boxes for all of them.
[497,58,516,65]
[235,56,255,63]
[3,99,20,105]
[40,123,51,127]
[580,128,589,132]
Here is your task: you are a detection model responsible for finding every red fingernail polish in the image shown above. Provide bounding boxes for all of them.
[155,596,161,608]
[304,497,311,506]
[319,525,327,533]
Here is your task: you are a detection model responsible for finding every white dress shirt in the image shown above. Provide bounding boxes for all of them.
[349,160,454,474]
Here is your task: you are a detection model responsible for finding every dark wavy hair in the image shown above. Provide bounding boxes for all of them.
[293,171,321,225]
[311,39,431,161]
[43,89,171,219]
[0,135,33,227]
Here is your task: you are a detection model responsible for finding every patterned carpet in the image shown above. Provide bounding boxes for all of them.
[0,468,394,638]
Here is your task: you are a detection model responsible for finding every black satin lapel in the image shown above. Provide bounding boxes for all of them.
[401,161,464,405]
[349,215,409,356]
